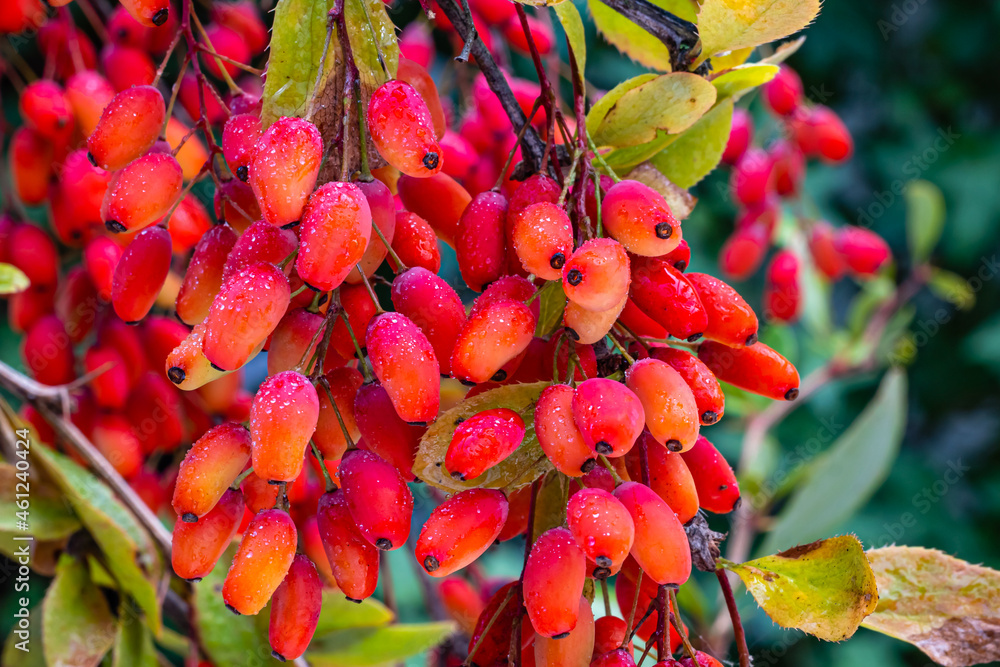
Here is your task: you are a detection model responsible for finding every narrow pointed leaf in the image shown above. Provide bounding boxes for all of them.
[43,554,117,667]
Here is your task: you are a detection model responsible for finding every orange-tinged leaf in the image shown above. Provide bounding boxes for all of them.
[696,0,820,65]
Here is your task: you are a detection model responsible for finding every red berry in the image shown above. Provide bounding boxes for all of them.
[165,323,229,391]
[328,283,379,362]
[572,378,645,457]
[457,191,509,291]
[353,382,423,481]
[390,267,466,376]
[764,249,802,323]
[686,272,759,347]
[629,256,707,341]
[698,340,800,401]
[649,347,725,425]
[614,482,691,585]
[65,71,115,137]
[769,139,806,196]
[171,487,243,581]
[416,488,509,576]
[250,371,320,483]
[680,436,740,514]
[172,422,251,521]
[368,80,443,178]
[339,449,413,550]
[468,582,521,665]
[8,223,59,287]
[87,85,165,171]
[201,23,250,80]
[722,107,753,165]
[730,147,773,206]
[602,180,682,257]
[222,508,297,615]
[297,181,373,291]
[222,113,262,181]
[440,578,486,635]
[498,486,532,542]
[593,616,631,660]
[563,238,630,313]
[451,300,535,384]
[592,649,636,667]
[567,487,635,577]
[22,315,75,386]
[625,358,700,452]
[20,79,73,142]
[719,221,769,281]
[623,433,700,524]
[563,294,628,345]
[91,414,144,478]
[534,596,594,667]
[396,57,447,139]
[346,179,396,283]
[513,201,574,280]
[125,371,185,453]
[111,226,172,323]
[439,130,477,181]
[214,178,262,233]
[523,527,586,638]
[316,489,380,601]
[267,308,324,375]
[763,65,803,116]
[100,43,156,92]
[396,173,472,248]
[366,312,441,423]
[9,127,53,207]
[269,554,322,661]
[445,408,526,481]
[211,0,268,55]
[249,116,323,227]
[176,225,239,325]
[808,221,846,280]
[535,384,597,476]
[120,0,170,27]
[390,210,442,273]
[102,152,184,234]
[834,226,891,276]
[84,345,130,409]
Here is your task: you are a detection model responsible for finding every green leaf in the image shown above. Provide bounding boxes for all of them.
[535,281,567,337]
[415,382,552,493]
[696,0,820,65]
[710,47,754,72]
[554,2,586,80]
[711,63,779,100]
[0,263,30,295]
[344,0,399,99]
[759,369,907,555]
[261,0,337,126]
[43,554,117,667]
[928,268,975,310]
[2,611,45,667]
[586,74,658,136]
[312,590,394,636]
[307,622,455,666]
[864,546,1000,667]
[721,535,879,642]
[905,180,946,264]
[603,131,678,171]
[31,445,163,633]
[531,471,569,540]
[651,98,733,188]
[593,73,718,148]
[0,463,81,539]
[112,610,159,667]
[588,0,696,71]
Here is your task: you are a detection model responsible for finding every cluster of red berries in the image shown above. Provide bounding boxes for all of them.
[720,64,892,323]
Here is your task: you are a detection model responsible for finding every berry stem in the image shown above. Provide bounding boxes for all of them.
[464,585,516,667]
[716,569,751,667]
[622,567,644,646]
[492,96,543,192]
[309,295,342,382]
[153,29,185,88]
[231,467,255,490]
[188,2,242,95]
[606,333,636,366]
[656,585,668,661]
[318,377,357,454]
[370,220,407,273]
[587,133,622,183]
[601,578,612,617]
[635,632,657,667]
[515,4,562,181]
[355,267,386,315]
[339,309,375,383]
[75,0,110,43]
[310,441,337,491]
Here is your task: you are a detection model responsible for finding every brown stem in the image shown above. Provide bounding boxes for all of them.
[596,0,702,71]
[717,569,751,667]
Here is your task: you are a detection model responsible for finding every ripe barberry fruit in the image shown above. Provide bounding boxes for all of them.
[472,275,538,316]
[222,508,297,615]
[396,173,472,248]
[764,249,802,323]
[698,340,800,401]
[221,113,262,181]
[445,408,526,481]
[680,436,740,514]
[347,179,396,283]
[593,616,631,660]
[763,65,803,116]
[769,139,806,196]
[794,105,854,163]
[102,152,184,234]
[625,358,700,452]
[297,181,372,291]
[614,482,691,585]
[10,127,54,207]
[87,85,165,171]
[808,221,847,280]
[719,219,769,281]
[9,224,59,287]
[591,649,637,667]
[523,527,586,638]
[416,488,509,577]
[534,597,594,667]
[567,487,635,578]
[563,293,629,345]
[339,449,413,550]
[440,577,485,635]
[368,80,443,178]
[172,422,251,522]
[834,226,891,276]
[165,323,229,391]
[366,312,441,423]
[535,384,597,476]
[468,582,521,665]
[630,257,708,341]
[602,180,682,257]
[686,272,759,347]
[623,433,700,523]
[390,267,466,376]
[312,366,363,459]
[266,308,323,375]
[572,378,645,457]
[249,116,323,227]
[563,238,630,313]
[512,201,574,280]
[730,147,774,206]
[354,382,423,481]
[649,347,725,425]
[451,300,535,384]
[392,210,442,273]
[20,79,73,141]
[91,414,144,478]
[316,489,380,601]
[84,345,130,409]
[23,315,76,386]
[722,107,753,165]
[171,488,243,581]
[214,178,262,233]
[120,0,170,27]
[111,226,172,323]
[268,554,322,661]
[250,371,320,483]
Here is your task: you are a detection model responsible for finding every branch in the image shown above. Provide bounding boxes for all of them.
[596,0,702,72]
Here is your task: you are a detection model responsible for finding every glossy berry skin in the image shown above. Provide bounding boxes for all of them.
[269,554,322,661]
[20,80,73,141]
[508,174,561,269]
[368,80,442,178]
[698,341,800,401]
[176,225,239,325]
[563,238,631,313]
[391,210,442,273]
[221,217,298,293]
[534,384,597,477]
[457,191,508,291]
[202,263,291,372]
[390,267,466,376]
[249,116,323,227]
[171,488,243,581]
[534,597,594,667]
[680,436,740,514]
[719,220,769,281]
[165,323,229,391]
[120,0,170,27]
[416,488,508,577]
[297,181,372,291]
[214,178,262,233]
[524,527,586,638]
[250,371,320,483]
[630,257,707,341]
[834,226,891,276]
[9,127,53,207]
[471,275,537,317]
[451,300,535,384]
[316,490,379,601]
[172,423,251,522]
[512,201,574,280]
[686,272,759,347]
[440,578,485,635]
[445,408,526,481]
[396,173,472,248]
[111,226,172,323]
[354,382,423,481]
[723,108,753,165]
[794,105,854,163]
[625,358,700,452]
[624,433,700,523]
[313,366,363,459]
[347,179,396,283]
[468,582,521,666]
[567,488,635,578]
[808,221,847,280]
[366,312,441,423]
[602,180,682,257]
[572,378,645,457]
[84,345,130,409]
[222,509,297,615]
[730,147,773,207]
[592,649,637,667]
[102,152,184,234]
[396,57,446,138]
[9,224,59,287]
[339,449,413,550]
[649,347,725,425]
[221,113,262,181]
[614,482,691,585]
[764,65,803,116]
[87,85,165,171]
[764,250,801,323]
[91,414,144,478]
[22,314,74,386]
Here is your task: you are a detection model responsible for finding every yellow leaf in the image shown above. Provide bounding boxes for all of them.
[586,73,658,136]
[593,72,717,148]
[758,36,807,65]
[554,2,586,80]
[651,98,734,187]
[696,0,820,65]
[588,0,697,72]
[712,63,778,100]
[710,46,755,72]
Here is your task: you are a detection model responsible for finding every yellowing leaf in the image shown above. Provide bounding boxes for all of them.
[696,0,820,65]
[712,63,779,100]
[593,73,717,148]
[43,554,117,667]
[757,36,806,65]
[710,46,754,72]
[308,622,456,666]
[651,98,733,188]
[415,382,552,493]
[0,263,29,295]
[555,2,586,80]
[624,163,697,220]
[586,73,658,136]
[603,131,679,171]
[588,0,697,72]
[864,546,1000,667]
[721,535,879,642]
[344,0,399,99]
